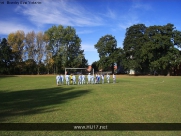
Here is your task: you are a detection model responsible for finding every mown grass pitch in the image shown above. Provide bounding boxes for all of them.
[0,75,181,136]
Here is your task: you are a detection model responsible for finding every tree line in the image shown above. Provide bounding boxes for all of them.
[0,25,87,75]
[0,23,181,75]
[93,23,181,75]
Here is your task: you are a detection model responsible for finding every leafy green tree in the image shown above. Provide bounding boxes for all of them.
[123,24,147,74]
[144,23,181,75]
[24,59,37,74]
[11,62,25,74]
[45,25,87,73]
[0,38,13,74]
[123,23,181,75]
[45,25,64,56]
[173,30,181,48]
[94,35,120,74]
[91,61,99,72]
[38,61,46,74]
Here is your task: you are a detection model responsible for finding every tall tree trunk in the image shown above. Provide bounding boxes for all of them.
[37,66,39,75]
[111,63,114,74]
[167,69,170,76]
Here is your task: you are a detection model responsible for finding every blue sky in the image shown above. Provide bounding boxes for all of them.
[0,0,181,65]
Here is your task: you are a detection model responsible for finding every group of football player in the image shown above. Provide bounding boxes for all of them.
[56,73,116,86]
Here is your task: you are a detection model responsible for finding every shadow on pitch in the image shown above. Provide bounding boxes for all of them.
[0,86,91,122]
[0,75,18,80]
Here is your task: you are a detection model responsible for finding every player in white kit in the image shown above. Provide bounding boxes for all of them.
[56,75,60,86]
[65,74,70,85]
[106,73,110,83]
[113,74,116,83]
[78,74,82,85]
[72,74,76,85]
[87,73,91,84]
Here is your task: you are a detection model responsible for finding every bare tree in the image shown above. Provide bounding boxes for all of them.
[35,32,45,74]
[25,31,36,60]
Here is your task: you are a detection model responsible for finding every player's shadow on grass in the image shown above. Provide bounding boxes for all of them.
[0,75,17,80]
[0,87,91,122]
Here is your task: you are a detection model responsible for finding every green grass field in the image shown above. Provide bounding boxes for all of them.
[0,75,181,136]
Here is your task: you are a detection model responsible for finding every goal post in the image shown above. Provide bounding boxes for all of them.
[65,68,94,76]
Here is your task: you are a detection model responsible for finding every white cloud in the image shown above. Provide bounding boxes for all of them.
[77,30,95,35]
[0,21,34,35]
[131,2,152,11]
[106,8,116,19]
[117,2,152,30]
[81,43,96,52]
[117,14,140,30]
[16,0,104,27]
